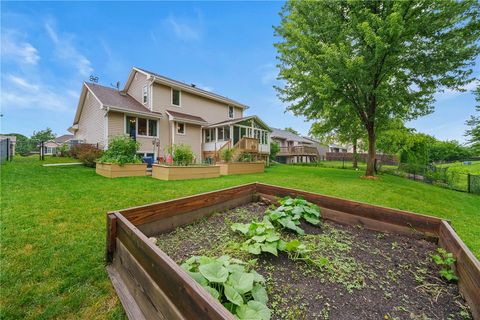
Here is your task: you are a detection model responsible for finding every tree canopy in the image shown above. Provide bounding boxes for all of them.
[465,86,480,154]
[274,0,480,176]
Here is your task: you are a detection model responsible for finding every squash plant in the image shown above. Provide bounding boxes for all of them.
[181,255,271,320]
[266,197,321,234]
[231,217,283,256]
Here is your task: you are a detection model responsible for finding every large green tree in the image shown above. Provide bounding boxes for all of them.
[465,86,480,154]
[274,0,480,176]
[31,128,55,144]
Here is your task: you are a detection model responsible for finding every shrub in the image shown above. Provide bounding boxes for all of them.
[169,144,195,166]
[221,148,235,162]
[269,142,280,161]
[57,144,69,157]
[238,152,253,162]
[98,136,141,165]
[77,147,103,167]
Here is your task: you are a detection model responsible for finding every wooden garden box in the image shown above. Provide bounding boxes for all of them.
[151,164,221,181]
[106,183,480,320]
[96,163,147,178]
[218,161,265,176]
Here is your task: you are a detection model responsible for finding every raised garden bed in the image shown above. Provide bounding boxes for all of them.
[106,183,480,320]
[218,162,265,176]
[152,164,220,181]
[96,163,147,178]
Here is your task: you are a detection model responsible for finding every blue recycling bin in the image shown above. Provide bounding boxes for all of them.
[142,156,154,168]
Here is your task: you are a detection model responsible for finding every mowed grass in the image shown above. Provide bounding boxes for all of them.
[1,156,479,319]
[437,160,480,174]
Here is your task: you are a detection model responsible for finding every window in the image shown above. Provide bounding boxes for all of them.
[126,116,136,136]
[176,122,185,135]
[138,118,147,136]
[148,119,157,137]
[172,89,181,106]
[142,86,148,104]
[218,127,224,141]
[125,116,158,137]
[228,106,234,118]
[204,128,214,142]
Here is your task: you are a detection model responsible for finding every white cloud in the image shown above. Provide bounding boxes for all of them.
[164,13,202,41]
[1,29,40,65]
[1,74,76,112]
[435,80,479,101]
[45,21,93,76]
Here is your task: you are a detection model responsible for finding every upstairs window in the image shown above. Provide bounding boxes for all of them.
[142,86,148,104]
[172,89,181,106]
[176,122,185,135]
[228,106,234,118]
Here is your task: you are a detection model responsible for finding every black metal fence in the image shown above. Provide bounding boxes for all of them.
[380,163,480,194]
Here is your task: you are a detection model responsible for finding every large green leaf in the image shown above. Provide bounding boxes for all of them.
[187,271,208,286]
[231,223,250,235]
[236,301,271,320]
[198,262,228,283]
[251,284,268,304]
[228,271,254,294]
[202,285,220,300]
[224,284,244,306]
[304,215,320,225]
[250,270,265,283]
[261,242,278,256]
[247,243,262,255]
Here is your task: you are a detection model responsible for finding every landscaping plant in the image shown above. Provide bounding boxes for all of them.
[168,144,195,166]
[221,147,236,162]
[267,197,321,234]
[431,248,458,282]
[98,135,141,165]
[181,255,271,320]
[70,144,103,167]
[231,217,283,256]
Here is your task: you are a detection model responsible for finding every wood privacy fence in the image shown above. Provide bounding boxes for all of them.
[106,183,480,320]
[326,152,398,165]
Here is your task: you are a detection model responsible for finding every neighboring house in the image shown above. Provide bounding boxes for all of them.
[0,135,16,162]
[328,143,349,153]
[42,134,75,155]
[302,136,328,161]
[69,67,271,162]
[270,128,319,163]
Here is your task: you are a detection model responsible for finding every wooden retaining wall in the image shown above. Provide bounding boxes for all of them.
[151,165,220,181]
[96,163,147,178]
[106,183,480,320]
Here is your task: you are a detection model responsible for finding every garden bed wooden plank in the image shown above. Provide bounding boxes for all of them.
[438,221,480,319]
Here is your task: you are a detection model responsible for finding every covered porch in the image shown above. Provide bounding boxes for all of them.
[202,116,271,162]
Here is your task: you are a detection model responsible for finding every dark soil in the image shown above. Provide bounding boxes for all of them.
[155,202,472,320]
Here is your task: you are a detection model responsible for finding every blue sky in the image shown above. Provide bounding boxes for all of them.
[1,1,478,143]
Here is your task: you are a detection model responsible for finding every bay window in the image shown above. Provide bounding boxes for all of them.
[125,116,158,137]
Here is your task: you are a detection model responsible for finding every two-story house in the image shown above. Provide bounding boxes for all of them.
[69,67,271,163]
[270,128,321,164]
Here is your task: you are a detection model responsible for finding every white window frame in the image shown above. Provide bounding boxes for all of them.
[142,86,148,104]
[228,106,234,119]
[171,88,181,107]
[124,115,159,138]
[176,121,186,135]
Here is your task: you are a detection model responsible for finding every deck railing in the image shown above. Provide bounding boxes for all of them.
[277,146,318,156]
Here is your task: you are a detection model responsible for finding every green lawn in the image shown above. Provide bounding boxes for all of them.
[1,156,479,319]
[437,160,480,174]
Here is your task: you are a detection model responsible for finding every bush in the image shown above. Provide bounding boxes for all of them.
[220,148,235,162]
[238,152,254,162]
[57,144,69,157]
[169,144,195,166]
[269,142,280,160]
[98,136,141,165]
[78,147,103,167]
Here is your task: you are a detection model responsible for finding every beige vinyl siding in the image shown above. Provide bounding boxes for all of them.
[172,122,202,162]
[75,91,106,147]
[108,111,159,155]
[127,71,150,109]
[152,83,243,123]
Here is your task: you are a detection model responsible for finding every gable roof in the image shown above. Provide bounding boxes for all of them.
[165,110,208,125]
[270,128,312,143]
[207,116,272,131]
[55,134,74,143]
[72,82,162,127]
[127,67,248,110]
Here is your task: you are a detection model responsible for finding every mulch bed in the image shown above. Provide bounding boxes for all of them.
[155,202,472,320]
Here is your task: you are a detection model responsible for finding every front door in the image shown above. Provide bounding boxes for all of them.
[233,126,240,145]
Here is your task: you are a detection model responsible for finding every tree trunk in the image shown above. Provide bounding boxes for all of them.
[352,139,358,169]
[365,127,376,177]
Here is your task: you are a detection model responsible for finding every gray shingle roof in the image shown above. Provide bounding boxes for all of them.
[270,128,312,143]
[85,82,160,115]
[166,110,207,124]
[54,134,74,143]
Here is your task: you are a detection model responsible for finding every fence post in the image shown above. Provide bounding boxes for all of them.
[468,173,471,193]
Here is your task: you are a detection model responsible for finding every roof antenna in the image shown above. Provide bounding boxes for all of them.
[89,75,99,83]
[110,81,121,91]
